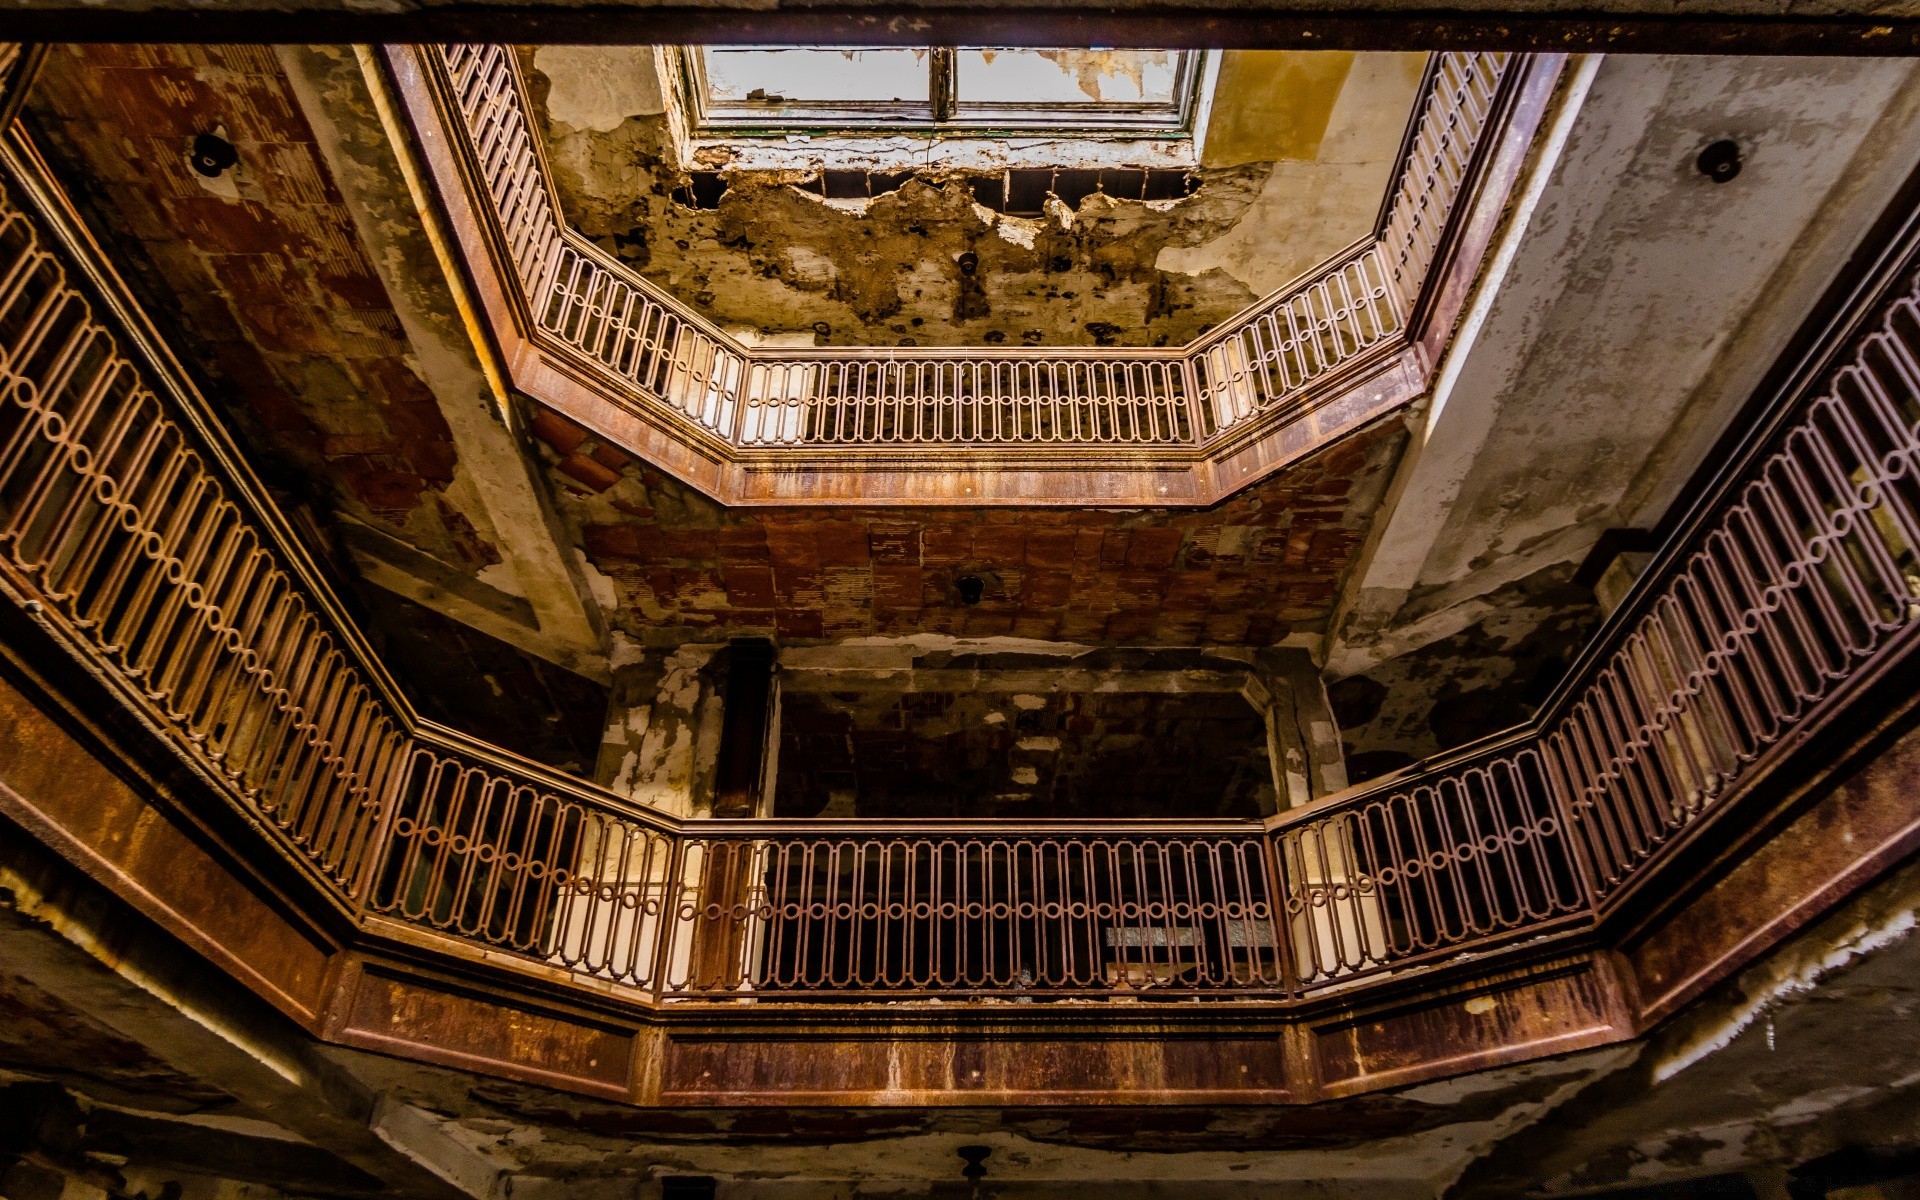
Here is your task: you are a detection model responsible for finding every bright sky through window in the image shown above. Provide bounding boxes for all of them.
[703,48,931,107]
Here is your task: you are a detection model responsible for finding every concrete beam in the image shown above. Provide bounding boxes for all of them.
[9,6,1920,53]
[277,44,610,682]
[1324,54,1603,682]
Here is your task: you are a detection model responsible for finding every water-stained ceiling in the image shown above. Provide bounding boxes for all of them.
[527,47,1428,348]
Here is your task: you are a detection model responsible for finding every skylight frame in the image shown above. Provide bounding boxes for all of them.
[672,46,1212,141]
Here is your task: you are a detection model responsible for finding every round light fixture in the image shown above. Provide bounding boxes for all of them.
[1696,139,1742,184]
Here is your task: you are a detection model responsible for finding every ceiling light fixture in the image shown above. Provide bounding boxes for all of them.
[1696,139,1742,184]
[958,1145,991,1183]
[190,132,238,179]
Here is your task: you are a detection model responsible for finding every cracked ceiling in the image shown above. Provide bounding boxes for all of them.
[528,47,1428,349]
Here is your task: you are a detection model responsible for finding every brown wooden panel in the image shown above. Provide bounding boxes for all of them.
[1628,721,1920,1025]
[0,674,334,1023]
[336,963,634,1098]
[659,1033,1294,1105]
[1310,960,1630,1096]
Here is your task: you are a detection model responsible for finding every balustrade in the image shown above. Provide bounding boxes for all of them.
[2,61,1918,1009]
[429,46,1503,459]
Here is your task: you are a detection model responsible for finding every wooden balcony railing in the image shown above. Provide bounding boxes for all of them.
[401,47,1536,504]
[4,75,1920,1011]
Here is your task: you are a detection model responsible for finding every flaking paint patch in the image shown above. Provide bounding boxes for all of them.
[577,550,620,613]
[524,48,1424,348]
[1199,51,1361,168]
[599,645,722,816]
[534,45,666,132]
[1160,53,1425,299]
[1653,897,1919,1083]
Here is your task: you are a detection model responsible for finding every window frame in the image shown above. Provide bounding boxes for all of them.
[671,47,1212,140]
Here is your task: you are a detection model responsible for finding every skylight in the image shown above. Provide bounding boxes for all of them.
[671,47,1210,147]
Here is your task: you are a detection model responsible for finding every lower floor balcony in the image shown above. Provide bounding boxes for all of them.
[2,38,1920,1200]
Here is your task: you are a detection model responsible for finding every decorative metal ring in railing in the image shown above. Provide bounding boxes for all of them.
[393,47,1553,505]
[4,101,1920,1009]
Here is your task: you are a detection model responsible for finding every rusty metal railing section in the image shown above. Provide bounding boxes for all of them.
[0,182,408,901]
[5,106,1920,1005]
[418,48,1512,502]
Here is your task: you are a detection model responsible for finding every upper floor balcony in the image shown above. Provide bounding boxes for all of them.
[399,46,1541,505]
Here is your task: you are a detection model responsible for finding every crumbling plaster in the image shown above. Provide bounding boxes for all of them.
[1450,854,1920,1198]
[525,47,1423,348]
[275,43,611,680]
[1328,53,1920,686]
[1156,50,1427,299]
[26,46,485,573]
[22,43,621,773]
[324,1039,1641,1200]
[1417,55,1920,597]
[595,642,727,817]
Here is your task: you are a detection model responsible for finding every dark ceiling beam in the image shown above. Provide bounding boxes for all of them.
[0,829,499,1200]
[5,6,1920,51]
[0,45,49,131]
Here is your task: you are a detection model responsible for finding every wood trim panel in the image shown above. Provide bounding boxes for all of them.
[655,1032,1297,1106]
[1,642,1917,1107]
[1307,957,1634,1097]
[330,959,637,1100]
[6,10,1920,55]
[1626,714,1920,1026]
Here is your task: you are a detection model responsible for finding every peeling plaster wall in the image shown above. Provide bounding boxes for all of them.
[27,45,483,564]
[1416,57,1920,601]
[1160,52,1428,300]
[1331,55,1920,677]
[1452,855,1920,1199]
[595,643,726,817]
[1331,563,1600,780]
[23,43,620,761]
[526,47,1423,348]
[337,1046,1643,1200]
[274,44,610,681]
[1326,55,1920,780]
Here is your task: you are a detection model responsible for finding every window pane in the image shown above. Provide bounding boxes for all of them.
[955,49,1182,107]
[702,48,930,105]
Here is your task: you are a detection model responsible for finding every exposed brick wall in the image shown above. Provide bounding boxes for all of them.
[536,407,1404,647]
[776,688,1274,819]
[26,45,480,561]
